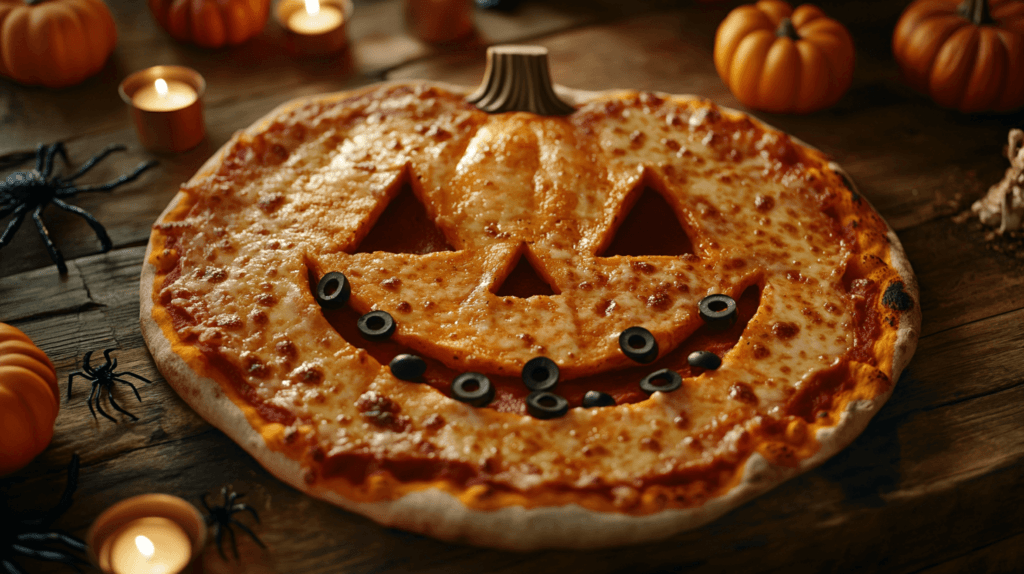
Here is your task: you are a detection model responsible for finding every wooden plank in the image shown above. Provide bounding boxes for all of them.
[914,531,1024,574]
[0,247,144,323]
[900,218,1024,338]
[883,305,1024,422]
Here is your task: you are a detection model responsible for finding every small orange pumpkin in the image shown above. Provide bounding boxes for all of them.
[0,323,59,476]
[148,0,270,48]
[893,0,1024,113]
[0,0,117,88]
[714,0,855,113]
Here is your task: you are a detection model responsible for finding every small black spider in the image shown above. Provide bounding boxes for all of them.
[0,142,156,274]
[67,348,154,422]
[201,485,266,560]
[0,454,88,574]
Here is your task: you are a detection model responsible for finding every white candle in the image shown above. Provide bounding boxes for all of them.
[288,0,343,34]
[132,78,198,112]
[107,517,192,574]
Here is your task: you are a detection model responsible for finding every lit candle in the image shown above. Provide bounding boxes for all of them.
[288,0,343,35]
[132,78,198,112]
[119,66,206,153]
[87,494,207,574]
[108,517,192,574]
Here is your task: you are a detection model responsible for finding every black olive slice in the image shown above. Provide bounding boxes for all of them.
[526,391,569,419]
[315,272,351,309]
[687,350,722,370]
[640,368,682,394]
[451,372,495,407]
[357,310,396,341]
[582,390,616,408]
[390,354,427,381]
[618,326,659,363]
[522,357,559,391]
[698,294,737,330]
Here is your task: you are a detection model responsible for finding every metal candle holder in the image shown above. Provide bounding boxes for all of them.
[87,494,208,574]
[119,66,206,154]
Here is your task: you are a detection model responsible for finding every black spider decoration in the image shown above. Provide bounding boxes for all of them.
[201,485,266,560]
[67,348,154,422]
[0,142,156,274]
[0,454,87,574]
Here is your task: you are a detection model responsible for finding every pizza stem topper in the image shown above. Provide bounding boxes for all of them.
[466,45,576,115]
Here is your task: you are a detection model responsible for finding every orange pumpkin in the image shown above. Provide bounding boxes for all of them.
[714,0,855,113]
[893,0,1024,113]
[0,323,59,476]
[148,0,270,48]
[0,0,117,88]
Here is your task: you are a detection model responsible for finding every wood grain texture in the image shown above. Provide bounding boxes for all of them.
[3,0,1024,572]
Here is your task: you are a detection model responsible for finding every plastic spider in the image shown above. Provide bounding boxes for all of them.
[67,348,154,422]
[0,454,87,574]
[0,142,156,274]
[201,485,266,560]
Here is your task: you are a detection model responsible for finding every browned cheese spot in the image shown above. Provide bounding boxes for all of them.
[355,390,410,432]
[755,195,776,212]
[772,322,800,340]
[729,383,759,405]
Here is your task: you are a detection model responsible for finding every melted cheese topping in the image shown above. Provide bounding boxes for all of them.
[150,84,905,513]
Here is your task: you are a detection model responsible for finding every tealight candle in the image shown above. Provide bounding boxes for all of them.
[108,517,191,574]
[119,66,206,153]
[288,0,343,34]
[88,494,207,574]
[275,0,352,56]
[132,79,198,113]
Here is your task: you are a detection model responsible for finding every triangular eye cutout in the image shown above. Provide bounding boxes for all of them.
[492,249,557,298]
[602,186,694,257]
[356,184,453,254]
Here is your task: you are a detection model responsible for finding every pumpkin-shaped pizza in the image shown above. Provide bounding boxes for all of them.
[141,72,919,549]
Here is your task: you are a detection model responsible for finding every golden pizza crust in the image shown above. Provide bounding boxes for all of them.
[140,80,920,549]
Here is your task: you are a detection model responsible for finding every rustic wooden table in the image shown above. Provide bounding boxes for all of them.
[3,0,1024,572]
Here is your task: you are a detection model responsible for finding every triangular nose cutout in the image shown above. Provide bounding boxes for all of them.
[603,186,694,257]
[356,184,453,254]
[493,250,557,298]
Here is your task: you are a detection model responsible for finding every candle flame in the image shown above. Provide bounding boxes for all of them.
[135,535,156,559]
[154,78,169,98]
[304,0,320,15]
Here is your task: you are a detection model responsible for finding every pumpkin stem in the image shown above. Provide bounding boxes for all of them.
[776,18,800,41]
[957,0,995,25]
